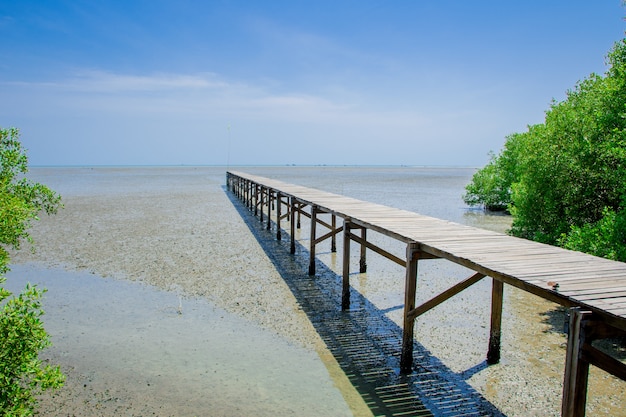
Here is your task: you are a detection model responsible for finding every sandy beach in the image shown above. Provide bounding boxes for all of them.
[7,166,625,416]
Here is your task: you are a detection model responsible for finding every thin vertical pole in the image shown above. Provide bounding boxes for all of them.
[297,205,301,229]
[562,308,592,417]
[259,186,264,222]
[487,279,504,364]
[276,192,282,240]
[400,242,419,374]
[254,184,259,216]
[331,214,337,253]
[266,188,271,231]
[290,197,296,254]
[309,205,318,275]
[342,220,352,310]
[360,228,367,273]
[247,180,251,209]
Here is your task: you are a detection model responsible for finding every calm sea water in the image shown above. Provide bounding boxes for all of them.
[236,165,510,232]
[30,165,506,228]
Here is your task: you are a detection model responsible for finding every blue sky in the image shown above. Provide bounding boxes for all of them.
[1,1,624,167]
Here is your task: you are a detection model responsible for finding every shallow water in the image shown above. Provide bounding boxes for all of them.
[5,263,354,416]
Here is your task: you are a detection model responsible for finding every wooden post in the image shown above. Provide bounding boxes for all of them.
[244,179,248,208]
[331,214,337,253]
[297,205,301,229]
[290,198,296,254]
[342,220,352,310]
[265,188,271,231]
[562,308,592,417]
[259,186,264,222]
[309,205,318,275]
[400,242,419,374]
[253,184,258,216]
[247,180,252,209]
[276,192,282,240]
[487,278,504,364]
[359,228,367,273]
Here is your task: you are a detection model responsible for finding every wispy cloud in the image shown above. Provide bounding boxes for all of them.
[5,70,228,93]
[3,69,358,122]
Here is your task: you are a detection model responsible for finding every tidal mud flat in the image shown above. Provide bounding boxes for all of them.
[8,166,626,416]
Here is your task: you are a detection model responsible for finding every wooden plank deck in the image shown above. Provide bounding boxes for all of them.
[226,170,626,417]
[228,170,626,330]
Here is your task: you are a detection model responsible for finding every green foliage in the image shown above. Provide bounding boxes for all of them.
[463,132,529,211]
[0,127,64,416]
[0,282,64,416]
[464,38,626,260]
[463,153,510,211]
[558,205,626,260]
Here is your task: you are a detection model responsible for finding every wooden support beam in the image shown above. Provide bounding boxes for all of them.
[342,220,352,310]
[348,231,406,267]
[299,210,333,230]
[406,272,486,321]
[276,192,282,241]
[360,228,367,273]
[487,279,504,365]
[331,214,337,253]
[290,197,296,254]
[266,187,272,231]
[313,227,342,246]
[245,179,250,208]
[562,309,626,417]
[562,308,592,417]
[259,186,264,222]
[297,202,301,228]
[247,180,252,209]
[401,242,420,374]
[581,343,626,381]
[309,205,318,275]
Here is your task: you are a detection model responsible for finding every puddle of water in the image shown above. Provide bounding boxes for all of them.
[4,263,354,416]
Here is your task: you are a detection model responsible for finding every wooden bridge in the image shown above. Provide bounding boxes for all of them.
[226,170,626,417]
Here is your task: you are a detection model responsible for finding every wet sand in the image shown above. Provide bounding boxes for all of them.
[8,167,626,416]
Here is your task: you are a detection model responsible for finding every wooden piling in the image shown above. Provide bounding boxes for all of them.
[342,220,352,310]
[401,243,419,374]
[359,228,367,273]
[331,214,337,253]
[290,198,296,254]
[276,192,282,241]
[266,187,271,231]
[487,279,504,364]
[309,205,318,275]
[562,308,592,417]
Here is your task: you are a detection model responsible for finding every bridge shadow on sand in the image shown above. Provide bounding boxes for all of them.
[225,188,505,417]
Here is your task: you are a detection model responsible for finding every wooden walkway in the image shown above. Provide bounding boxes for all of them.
[226,170,626,417]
